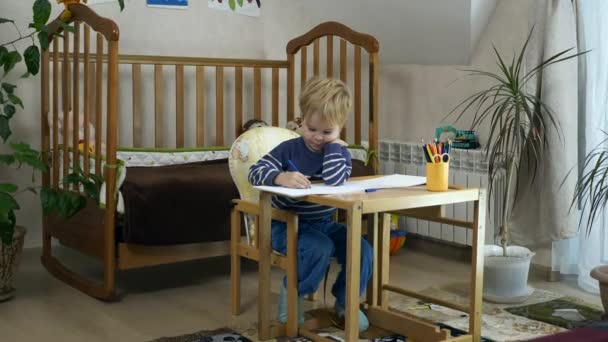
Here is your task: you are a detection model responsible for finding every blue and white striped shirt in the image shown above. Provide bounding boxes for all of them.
[248,137,352,220]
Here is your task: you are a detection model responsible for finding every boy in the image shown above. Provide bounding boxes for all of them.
[248,77,372,332]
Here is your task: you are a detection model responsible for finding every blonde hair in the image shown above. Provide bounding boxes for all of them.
[299,77,352,127]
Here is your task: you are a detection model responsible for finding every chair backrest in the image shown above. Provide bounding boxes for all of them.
[229,127,300,203]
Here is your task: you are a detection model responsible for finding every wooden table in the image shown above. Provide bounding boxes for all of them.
[257,180,486,342]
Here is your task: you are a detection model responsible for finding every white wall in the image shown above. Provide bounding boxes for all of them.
[1,0,546,268]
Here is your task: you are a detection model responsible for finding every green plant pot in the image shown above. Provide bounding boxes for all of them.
[0,226,26,302]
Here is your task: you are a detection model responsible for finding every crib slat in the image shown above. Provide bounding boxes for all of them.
[72,22,80,188]
[287,54,295,122]
[313,39,320,76]
[83,25,91,176]
[254,67,261,120]
[175,64,184,148]
[95,33,103,176]
[132,64,142,147]
[272,68,279,127]
[51,39,59,188]
[154,64,163,148]
[369,52,379,170]
[300,46,307,89]
[326,35,333,78]
[340,39,347,140]
[354,46,361,145]
[216,66,224,146]
[105,40,120,291]
[41,49,50,190]
[235,67,243,136]
[62,32,70,182]
[196,66,205,146]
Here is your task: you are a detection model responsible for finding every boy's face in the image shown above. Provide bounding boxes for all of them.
[302,112,341,152]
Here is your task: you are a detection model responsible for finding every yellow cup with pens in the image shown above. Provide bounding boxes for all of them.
[423,141,450,192]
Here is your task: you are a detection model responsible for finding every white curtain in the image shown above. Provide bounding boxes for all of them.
[552,0,608,294]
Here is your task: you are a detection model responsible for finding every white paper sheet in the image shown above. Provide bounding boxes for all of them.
[254,174,426,198]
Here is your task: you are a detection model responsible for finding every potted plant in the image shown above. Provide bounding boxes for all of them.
[448,28,584,303]
[1,0,122,301]
[571,134,608,316]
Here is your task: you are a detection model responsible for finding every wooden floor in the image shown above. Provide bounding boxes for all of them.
[0,240,602,342]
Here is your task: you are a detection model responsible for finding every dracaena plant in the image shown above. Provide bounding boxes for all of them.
[0,0,123,246]
[570,132,608,236]
[447,28,585,256]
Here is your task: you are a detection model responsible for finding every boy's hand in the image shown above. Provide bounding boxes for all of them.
[329,138,348,147]
[275,172,311,189]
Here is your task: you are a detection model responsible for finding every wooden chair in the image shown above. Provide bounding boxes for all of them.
[229,127,302,339]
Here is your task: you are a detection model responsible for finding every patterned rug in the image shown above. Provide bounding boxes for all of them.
[148,328,253,342]
[150,285,603,342]
[388,284,604,342]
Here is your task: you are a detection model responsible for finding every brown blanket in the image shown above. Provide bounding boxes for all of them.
[120,159,374,245]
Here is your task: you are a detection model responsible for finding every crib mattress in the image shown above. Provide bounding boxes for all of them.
[120,159,239,245]
[119,159,374,245]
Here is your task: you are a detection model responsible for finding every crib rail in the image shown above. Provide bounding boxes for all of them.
[286,21,379,169]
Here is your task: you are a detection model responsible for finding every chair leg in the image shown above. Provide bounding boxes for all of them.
[231,209,241,315]
[286,213,299,337]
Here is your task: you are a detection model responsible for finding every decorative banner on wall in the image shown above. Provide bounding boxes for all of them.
[147,0,189,9]
[208,0,261,17]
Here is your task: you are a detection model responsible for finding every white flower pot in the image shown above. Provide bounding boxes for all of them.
[483,244,535,303]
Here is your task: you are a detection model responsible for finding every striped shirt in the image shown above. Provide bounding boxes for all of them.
[248,137,352,220]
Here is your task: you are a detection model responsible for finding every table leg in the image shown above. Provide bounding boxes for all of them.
[258,192,273,340]
[470,190,486,342]
[378,213,391,309]
[366,213,379,307]
[345,203,362,341]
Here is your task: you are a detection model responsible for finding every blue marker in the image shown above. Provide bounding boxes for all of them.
[287,160,300,172]
[365,188,379,193]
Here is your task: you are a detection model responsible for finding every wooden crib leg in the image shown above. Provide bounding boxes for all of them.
[231,209,242,315]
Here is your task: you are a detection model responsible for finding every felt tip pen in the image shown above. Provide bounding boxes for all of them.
[287,160,300,172]
[365,188,379,193]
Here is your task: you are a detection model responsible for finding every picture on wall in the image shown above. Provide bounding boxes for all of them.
[147,0,188,9]
[208,0,261,17]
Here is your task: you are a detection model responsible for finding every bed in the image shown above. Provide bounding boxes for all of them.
[40,4,380,300]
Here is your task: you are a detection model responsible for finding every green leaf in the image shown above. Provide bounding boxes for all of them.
[0,192,20,211]
[37,31,50,51]
[0,154,15,165]
[10,142,33,153]
[0,18,15,25]
[0,184,18,193]
[2,83,16,94]
[229,0,236,11]
[40,187,57,216]
[65,172,82,184]
[0,116,11,142]
[8,94,23,109]
[237,0,243,6]
[3,104,15,118]
[0,210,16,245]
[118,0,125,11]
[83,181,100,201]
[33,0,51,29]
[23,45,40,76]
[57,21,75,33]
[0,46,8,66]
[3,51,22,75]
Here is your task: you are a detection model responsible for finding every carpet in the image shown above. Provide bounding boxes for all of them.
[148,328,253,342]
[504,297,605,330]
[388,284,604,342]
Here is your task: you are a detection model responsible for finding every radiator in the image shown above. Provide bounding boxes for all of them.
[378,140,505,246]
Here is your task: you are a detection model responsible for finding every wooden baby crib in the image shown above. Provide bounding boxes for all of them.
[40,3,380,300]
